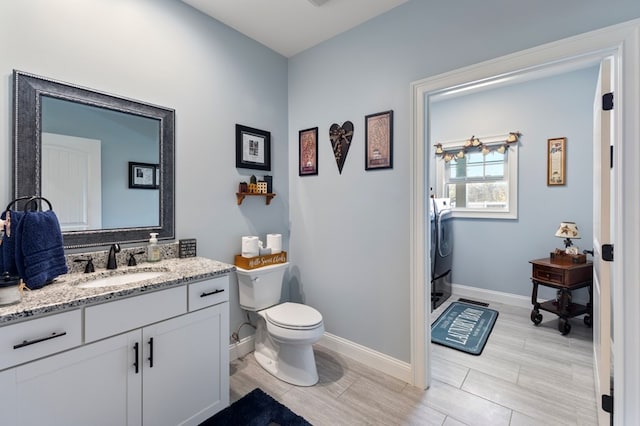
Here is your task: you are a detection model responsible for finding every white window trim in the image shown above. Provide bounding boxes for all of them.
[435,133,518,219]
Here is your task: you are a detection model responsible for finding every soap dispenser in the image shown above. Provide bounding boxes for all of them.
[147,233,161,262]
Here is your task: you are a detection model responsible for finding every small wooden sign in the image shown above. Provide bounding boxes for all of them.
[234,251,287,269]
[179,239,197,258]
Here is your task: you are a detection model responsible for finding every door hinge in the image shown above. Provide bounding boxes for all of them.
[603,92,614,111]
[602,244,614,262]
[602,394,613,414]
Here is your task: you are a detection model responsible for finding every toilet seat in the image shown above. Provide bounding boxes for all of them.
[265,302,323,330]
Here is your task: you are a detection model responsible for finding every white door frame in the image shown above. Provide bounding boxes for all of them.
[409,19,640,423]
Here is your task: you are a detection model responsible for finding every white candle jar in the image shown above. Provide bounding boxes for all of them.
[0,273,21,306]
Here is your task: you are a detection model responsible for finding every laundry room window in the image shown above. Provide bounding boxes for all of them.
[436,143,518,219]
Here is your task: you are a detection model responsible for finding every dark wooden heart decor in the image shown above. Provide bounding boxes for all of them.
[329,121,354,174]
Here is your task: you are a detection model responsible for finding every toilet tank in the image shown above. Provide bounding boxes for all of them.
[236,262,289,311]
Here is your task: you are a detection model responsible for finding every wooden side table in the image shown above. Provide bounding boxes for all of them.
[529,257,593,335]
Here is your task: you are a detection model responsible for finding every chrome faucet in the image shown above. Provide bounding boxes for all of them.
[107,244,121,270]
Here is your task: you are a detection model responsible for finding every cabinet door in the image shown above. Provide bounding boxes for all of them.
[14,330,142,426]
[142,303,229,426]
[0,368,18,425]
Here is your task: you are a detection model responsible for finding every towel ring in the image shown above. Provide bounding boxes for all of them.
[5,196,38,213]
[23,196,53,212]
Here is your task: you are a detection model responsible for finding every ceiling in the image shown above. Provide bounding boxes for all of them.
[181,0,408,57]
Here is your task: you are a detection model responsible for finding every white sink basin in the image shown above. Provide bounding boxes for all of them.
[77,271,168,289]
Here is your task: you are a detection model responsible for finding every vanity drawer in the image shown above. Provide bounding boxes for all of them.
[85,286,187,343]
[188,275,229,312]
[0,310,82,371]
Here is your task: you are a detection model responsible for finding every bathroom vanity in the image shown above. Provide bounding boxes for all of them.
[5,70,233,425]
[0,257,233,426]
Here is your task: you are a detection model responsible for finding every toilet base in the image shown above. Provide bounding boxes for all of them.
[254,319,320,386]
[254,346,319,386]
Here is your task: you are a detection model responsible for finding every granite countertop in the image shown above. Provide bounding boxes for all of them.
[0,257,235,325]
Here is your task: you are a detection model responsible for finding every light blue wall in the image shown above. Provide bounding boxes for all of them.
[288,1,640,362]
[0,0,288,340]
[431,67,599,302]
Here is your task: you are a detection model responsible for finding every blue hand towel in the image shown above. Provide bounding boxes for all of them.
[15,210,68,289]
[0,210,5,273]
[0,210,26,276]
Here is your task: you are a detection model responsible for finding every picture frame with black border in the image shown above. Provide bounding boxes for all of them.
[365,110,393,170]
[129,161,158,189]
[236,124,271,171]
[299,127,318,176]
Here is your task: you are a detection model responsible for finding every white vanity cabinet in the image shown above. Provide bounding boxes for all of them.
[143,301,229,425]
[0,274,230,426]
[12,330,140,426]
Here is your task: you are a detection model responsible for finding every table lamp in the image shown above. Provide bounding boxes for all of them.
[555,221,580,254]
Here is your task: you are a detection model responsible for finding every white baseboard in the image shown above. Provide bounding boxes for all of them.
[229,332,412,384]
[451,282,591,311]
[229,335,255,361]
[317,332,412,383]
[229,286,534,384]
[452,283,533,309]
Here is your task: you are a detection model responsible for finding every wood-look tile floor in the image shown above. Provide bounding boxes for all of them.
[229,298,598,425]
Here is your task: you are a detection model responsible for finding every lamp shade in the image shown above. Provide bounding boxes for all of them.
[555,222,580,239]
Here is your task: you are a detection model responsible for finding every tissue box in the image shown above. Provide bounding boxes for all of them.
[234,251,287,269]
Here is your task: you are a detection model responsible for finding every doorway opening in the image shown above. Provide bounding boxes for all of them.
[409,20,640,422]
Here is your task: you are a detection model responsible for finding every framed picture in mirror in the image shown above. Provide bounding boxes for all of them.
[129,162,159,189]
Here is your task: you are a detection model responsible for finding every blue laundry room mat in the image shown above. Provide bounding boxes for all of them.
[431,301,499,355]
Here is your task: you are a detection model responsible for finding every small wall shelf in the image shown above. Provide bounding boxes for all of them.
[236,192,276,205]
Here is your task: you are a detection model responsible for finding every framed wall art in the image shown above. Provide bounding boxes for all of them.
[547,137,566,185]
[236,124,271,171]
[299,127,318,176]
[129,162,159,189]
[365,110,393,170]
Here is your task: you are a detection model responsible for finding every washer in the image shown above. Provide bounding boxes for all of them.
[430,198,453,311]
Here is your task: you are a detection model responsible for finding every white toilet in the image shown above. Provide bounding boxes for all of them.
[236,262,324,386]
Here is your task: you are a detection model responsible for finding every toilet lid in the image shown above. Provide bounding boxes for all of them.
[266,302,323,330]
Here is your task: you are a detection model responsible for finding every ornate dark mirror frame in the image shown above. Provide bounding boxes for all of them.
[13,70,175,249]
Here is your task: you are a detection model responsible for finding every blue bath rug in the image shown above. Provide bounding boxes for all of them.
[199,388,311,426]
[431,301,499,355]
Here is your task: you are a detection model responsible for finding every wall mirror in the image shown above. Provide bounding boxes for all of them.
[13,70,174,248]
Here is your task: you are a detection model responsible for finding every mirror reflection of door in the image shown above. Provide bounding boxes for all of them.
[41,95,161,230]
[42,133,102,231]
